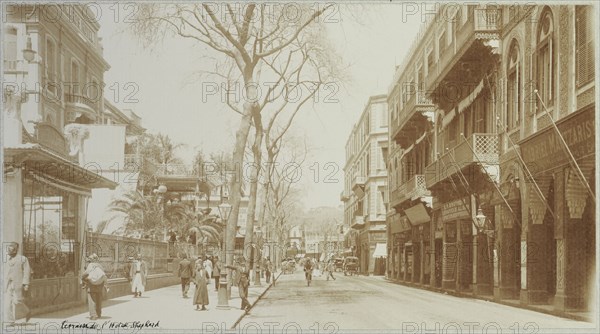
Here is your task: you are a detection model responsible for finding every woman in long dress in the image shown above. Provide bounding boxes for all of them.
[203,256,213,285]
[193,265,210,311]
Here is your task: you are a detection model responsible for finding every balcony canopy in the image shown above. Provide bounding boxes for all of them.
[5,144,118,191]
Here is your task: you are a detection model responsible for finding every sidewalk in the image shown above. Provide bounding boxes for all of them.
[19,274,278,331]
[382,276,593,323]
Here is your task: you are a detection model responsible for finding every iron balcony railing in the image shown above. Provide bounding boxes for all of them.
[425,133,499,188]
[64,93,97,111]
[406,174,430,200]
[425,5,502,92]
[155,163,196,177]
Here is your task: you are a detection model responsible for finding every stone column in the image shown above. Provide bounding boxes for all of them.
[494,204,519,300]
[520,183,549,305]
[555,168,588,310]
[442,222,457,290]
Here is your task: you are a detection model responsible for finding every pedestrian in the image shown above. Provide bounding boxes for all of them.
[123,256,133,282]
[213,256,222,291]
[265,257,273,284]
[130,253,148,297]
[81,253,107,320]
[226,258,250,311]
[326,260,336,281]
[203,255,213,285]
[178,254,194,298]
[4,242,31,325]
[192,262,210,311]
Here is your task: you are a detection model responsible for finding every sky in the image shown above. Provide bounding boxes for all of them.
[97,3,423,209]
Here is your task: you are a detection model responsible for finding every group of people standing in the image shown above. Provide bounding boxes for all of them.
[177,254,222,310]
[177,255,274,312]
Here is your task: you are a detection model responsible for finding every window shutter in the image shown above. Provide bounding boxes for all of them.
[548,34,553,103]
[576,6,594,87]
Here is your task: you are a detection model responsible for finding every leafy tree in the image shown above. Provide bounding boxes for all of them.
[108,190,190,240]
[130,3,341,271]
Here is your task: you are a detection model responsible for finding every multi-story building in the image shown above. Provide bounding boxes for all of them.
[387,39,435,284]
[3,4,118,313]
[342,94,388,274]
[386,3,595,313]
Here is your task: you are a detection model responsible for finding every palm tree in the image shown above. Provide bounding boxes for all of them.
[108,190,190,239]
[156,133,185,165]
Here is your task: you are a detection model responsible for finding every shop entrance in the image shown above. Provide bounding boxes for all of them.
[581,187,595,310]
[434,238,443,287]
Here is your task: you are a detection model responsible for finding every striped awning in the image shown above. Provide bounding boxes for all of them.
[373,243,387,258]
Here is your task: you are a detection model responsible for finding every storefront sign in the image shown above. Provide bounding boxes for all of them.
[520,107,595,174]
[405,203,431,225]
[442,198,470,221]
[390,214,412,234]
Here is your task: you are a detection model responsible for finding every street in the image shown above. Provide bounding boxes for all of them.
[239,269,596,333]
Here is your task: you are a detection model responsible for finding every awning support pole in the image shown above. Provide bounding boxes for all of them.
[535,90,595,202]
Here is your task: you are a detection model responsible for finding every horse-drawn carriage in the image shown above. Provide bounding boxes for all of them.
[281,258,296,274]
[343,256,359,276]
[334,258,344,272]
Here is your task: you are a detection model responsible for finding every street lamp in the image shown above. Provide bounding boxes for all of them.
[217,202,232,310]
[474,208,489,234]
[254,225,263,286]
[23,37,36,63]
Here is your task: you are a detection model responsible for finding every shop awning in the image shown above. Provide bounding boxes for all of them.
[405,203,430,225]
[373,243,387,258]
[457,79,485,114]
[5,144,118,190]
[441,108,456,128]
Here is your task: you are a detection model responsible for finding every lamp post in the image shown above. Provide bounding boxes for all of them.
[217,202,232,310]
[254,226,263,286]
[473,207,493,295]
[4,36,38,147]
[154,185,168,241]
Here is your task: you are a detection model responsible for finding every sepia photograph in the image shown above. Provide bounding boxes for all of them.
[1,1,599,333]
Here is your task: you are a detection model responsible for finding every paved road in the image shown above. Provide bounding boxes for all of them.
[238,270,596,333]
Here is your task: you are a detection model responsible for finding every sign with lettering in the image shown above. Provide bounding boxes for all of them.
[442,198,470,221]
[520,107,594,174]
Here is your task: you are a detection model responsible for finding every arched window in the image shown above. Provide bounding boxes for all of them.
[535,8,554,113]
[46,37,57,82]
[506,40,521,130]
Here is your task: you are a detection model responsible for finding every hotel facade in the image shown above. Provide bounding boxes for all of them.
[386,3,595,312]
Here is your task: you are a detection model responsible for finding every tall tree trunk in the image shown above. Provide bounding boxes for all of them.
[256,146,275,262]
[227,110,253,266]
[244,112,263,265]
